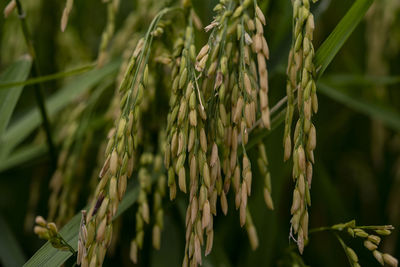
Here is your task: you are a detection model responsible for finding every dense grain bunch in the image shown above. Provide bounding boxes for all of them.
[284,0,318,254]
[77,35,148,267]
[165,0,275,265]
[328,221,398,267]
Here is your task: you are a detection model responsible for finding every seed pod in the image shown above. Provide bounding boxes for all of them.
[306,162,313,187]
[191,197,198,224]
[368,235,381,245]
[312,92,318,113]
[97,197,109,219]
[152,225,161,250]
[190,155,197,181]
[196,54,208,72]
[86,221,95,246]
[375,229,391,236]
[205,230,214,256]
[130,240,138,263]
[233,97,244,124]
[284,135,292,161]
[178,101,187,125]
[4,0,16,18]
[110,150,118,176]
[297,227,304,254]
[262,37,270,59]
[346,247,358,263]
[203,163,211,188]
[248,224,259,250]
[291,189,300,214]
[202,200,210,229]
[178,167,187,193]
[233,6,243,18]
[354,229,368,238]
[194,235,202,264]
[89,254,97,267]
[96,217,107,242]
[109,176,118,201]
[188,128,195,152]
[373,250,385,265]
[263,188,274,210]
[240,201,246,227]
[297,146,306,173]
[199,185,207,209]
[196,44,209,61]
[221,191,228,215]
[364,240,377,251]
[200,128,207,152]
[298,174,305,195]
[210,143,218,167]
[207,61,217,76]
[241,182,248,207]
[255,6,266,25]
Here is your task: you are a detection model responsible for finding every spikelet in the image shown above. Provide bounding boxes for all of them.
[327,220,398,266]
[61,0,74,32]
[179,0,272,265]
[97,0,120,67]
[34,216,73,252]
[285,0,319,254]
[3,0,16,18]
[77,15,157,263]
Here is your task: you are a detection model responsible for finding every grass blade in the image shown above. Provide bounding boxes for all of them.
[0,55,32,137]
[0,63,95,90]
[314,0,374,78]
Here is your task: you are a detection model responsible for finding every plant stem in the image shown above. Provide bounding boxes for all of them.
[14,0,57,167]
[309,226,334,234]
[0,63,95,90]
[334,233,356,267]
[59,236,76,255]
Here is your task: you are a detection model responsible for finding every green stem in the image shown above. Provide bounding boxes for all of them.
[60,237,76,255]
[334,233,355,267]
[309,226,334,234]
[0,63,95,90]
[15,0,57,167]
[356,225,394,230]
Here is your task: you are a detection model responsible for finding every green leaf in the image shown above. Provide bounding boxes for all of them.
[0,59,120,160]
[314,0,374,79]
[23,183,140,267]
[0,55,32,137]
[318,82,400,131]
[0,215,26,267]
